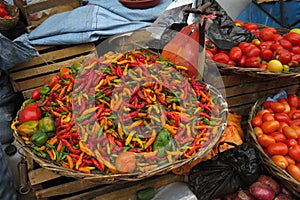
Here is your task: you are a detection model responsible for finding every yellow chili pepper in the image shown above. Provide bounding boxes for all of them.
[79,141,93,156]
[81,106,99,116]
[125,130,136,145]
[175,65,188,70]
[132,138,143,147]
[117,122,124,139]
[123,63,129,75]
[59,86,66,98]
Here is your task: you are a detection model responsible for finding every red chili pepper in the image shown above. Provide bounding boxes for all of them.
[61,139,81,154]
[91,157,103,171]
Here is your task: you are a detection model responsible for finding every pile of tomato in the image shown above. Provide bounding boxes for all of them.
[251,93,300,182]
[206,21,300,73]
[0,3,12,19]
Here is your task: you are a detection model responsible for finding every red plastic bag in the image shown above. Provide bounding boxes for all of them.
[161,22,200,77]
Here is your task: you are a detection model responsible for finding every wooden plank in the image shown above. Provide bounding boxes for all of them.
[61,173,185,200]
[25,0,81,14]
[29,168,61,186]
[10,43,95,71]
[35,178,104,199]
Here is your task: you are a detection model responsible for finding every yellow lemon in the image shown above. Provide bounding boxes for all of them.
[290,28,300,35]
[267,60,283,73]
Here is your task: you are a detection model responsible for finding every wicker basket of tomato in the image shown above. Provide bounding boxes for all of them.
[247,90,300,198]
[0,1,19,33]
[207,21,300,78]
[12,49,228,182]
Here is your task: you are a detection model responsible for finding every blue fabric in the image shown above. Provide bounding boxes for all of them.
[28,0,173,45]
[0,34,38,71]
[237,1,300,28]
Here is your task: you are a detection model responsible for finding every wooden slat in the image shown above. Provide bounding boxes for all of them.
[10,43,95,71]
[29,168,61,186]
[25,0,81,14]
[62,173,185,200]
[35,179,103,199]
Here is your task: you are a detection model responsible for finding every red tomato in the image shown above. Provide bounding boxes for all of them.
[285,155,296,166]
[290,125,300,138]
[19,103,42,123]
[292,54,300,63]
[257,109,271,117]
[259,63,268,70]
[270,43,283,52]
[245,46,261,58]
[273,48,292,65]
[252,115,262,127]
[267,142,288,155]
[286,139,298,147]
[205,50,214,59]
[237,55,246,67]
[292,111,300,120]
[244,23,258,31]
[292,46,300,54]
[278,122,289,132]
[273,33,284,41]
[287,165,300,182]
[206,40,218,54]
[258,134,276,147]
[269,132,287,143]
[269,101,285,113]
[278,39,293,51]
[284,32,300,46]
[262,113,275,122]
[0,8,8,18]
[261,120,280,134]
[283,126,298,139]
[227,60,236,66]
[290,119,300,127]
[288,94,299,108]
[115,152,136,173]
[244,57,261,68]
[229,46,243,61]
[288,144,300,162]
[260,49,273,62]
[274,113,291,124]
[263,101,272,109]
[271,155,289,169]
[213,53,230,64]
[31,88,41,101]
[260,28,274,41]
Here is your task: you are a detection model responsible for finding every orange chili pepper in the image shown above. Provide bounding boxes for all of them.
[48,136,58,146]
[66,155,74,169]
[144,130,157,149]
[75,152,84,170]
[79,141,93,156]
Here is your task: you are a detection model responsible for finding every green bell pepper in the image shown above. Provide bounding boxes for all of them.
[38,116,55,133]
[17,121,39,138]
[153,128,175,158]
[40,85,51,96]
[30,130,48,146]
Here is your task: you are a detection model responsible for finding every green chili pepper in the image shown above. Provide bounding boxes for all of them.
[75,113,94,122]
[38,116,55,132]
[71,63,83,74]
[167,97,179,103]
[40,85,51,95]
[30,130,48,146]
[97,125,104,138]
[32,146,47,158]
[202,117,210,125]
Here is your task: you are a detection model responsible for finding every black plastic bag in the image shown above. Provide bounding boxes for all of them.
[198,0,256,50]
[188,142,260,200]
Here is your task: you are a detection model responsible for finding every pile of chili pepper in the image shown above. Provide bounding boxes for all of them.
[14,49,226,174]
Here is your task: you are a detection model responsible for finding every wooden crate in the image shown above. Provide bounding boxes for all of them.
[13,0,82,32]
[27,166,185,200]
[218,74,300,127]
[8,43,96,99]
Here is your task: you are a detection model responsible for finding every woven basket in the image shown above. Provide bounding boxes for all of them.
[211,60,300,79]
[0,1,19,33]
[13,83,229,183]
[247,97,300,198]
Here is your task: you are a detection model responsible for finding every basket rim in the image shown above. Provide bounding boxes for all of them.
[207,60,300,79]
[12,82,229,182]
[247,96,300,197]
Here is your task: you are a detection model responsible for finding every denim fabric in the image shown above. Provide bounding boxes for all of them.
[0,142,17,200]
[0,80,19,144]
